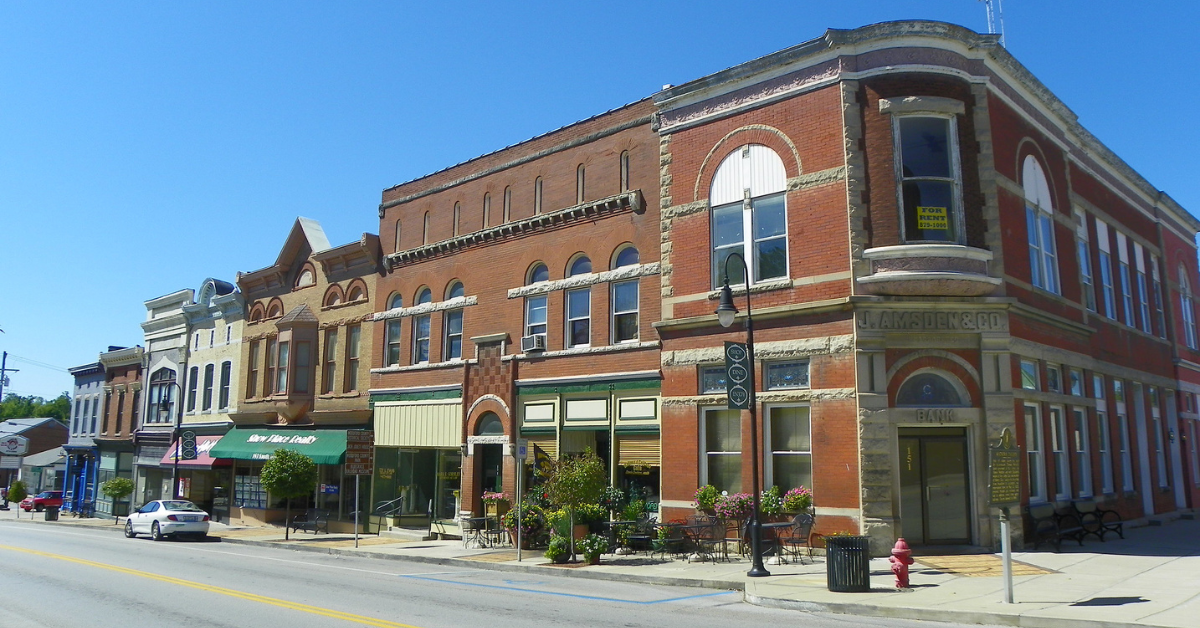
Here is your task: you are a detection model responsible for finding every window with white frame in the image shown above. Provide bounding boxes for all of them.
[345,325,360,392]
[1049,406,1070,499]
[1151,256,1166,338]
[385,320,401,366]
[202,363,215,411]
[1097,220,1116,319]
[1020,360,1039,390]
[525,264,549,340]
[413,288,432,364]
[1180,264,1198,349]
[896,116,963,243]
[147,368,177,424]
[1024,156,1059,293]
[710,144,788,287]
[566,256,591,348]
[444,281,464,360]
[1151,387,1168,487]
[1073,408,1092,497]
[1135,243,1152,333]
[1075,210,1096,312]
[703,408,742,493]
[72,399,81,435]
[276,341,289,393]
[219,361,231,410]
[1025,404,1046,502]
[767,405,812,491]
[187,366,199,412]
[322,328,338,395]
[388,293,403,310]
[1117,232,1135,327]
[1046,364,1062,393]
[700,366,727,394]
[1070,368,1083,396]
[612,247,639,343]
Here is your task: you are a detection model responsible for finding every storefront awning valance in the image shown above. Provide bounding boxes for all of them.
[209,429,348,465]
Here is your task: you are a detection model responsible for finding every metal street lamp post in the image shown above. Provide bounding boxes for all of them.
[157,381,185,500]
[715,252,770,578]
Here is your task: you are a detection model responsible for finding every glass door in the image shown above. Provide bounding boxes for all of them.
[899,428,972,545]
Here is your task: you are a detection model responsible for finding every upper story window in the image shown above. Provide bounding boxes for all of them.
[614,246,638,269]
[322,328,338,394]
[422,212,430,245]
[452,202,461,236]
[896,116,962,243]
[620,151,630,192]
[202,363,215,411]
[534,177,543,214]
[147,367,177,424]
[1116,232,1135,327]
[1181,264,1198,349]
[566,256,592,348]
[896,371,964,406]
[187,365,199,412]
[1134,243,1152,334]
[1097,219,1117,319]
[569,255,592,277]
[710,144,787,288]
[1020,359,1039,390]
[528,263,549,284]
[394,218,402,252]
[1074,210,1096,312]
[483,193,491,228]
[295,267,315,289]
[347,282,366,302]
[444,281,465,360]
[1023,156,1059,294]
[576,164,586,204]
[218,362,231,410]
[413,287,432,364]
[447,281,464,300]
[612,246,640,343]
[503,186,512,222]
[1151,256,1167,338]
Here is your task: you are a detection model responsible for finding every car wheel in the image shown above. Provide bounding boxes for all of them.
[151,521,164,541]
[35,505,43,512]
[124,520,136,538]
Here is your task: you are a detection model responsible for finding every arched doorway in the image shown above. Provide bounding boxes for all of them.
[896,370,972,545]
[476,412,504,495]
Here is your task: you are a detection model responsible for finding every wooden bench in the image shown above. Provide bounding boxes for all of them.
[1072,499,1125,541]
[290,508,330,534]
[1027,502,1084,552]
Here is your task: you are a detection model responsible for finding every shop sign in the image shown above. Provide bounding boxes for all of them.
[0,435,29,456]
[320,484,340,494]
[248,433,318,445]
[916,205,948,230]
[724,341,751,410]
[857,310,1007,332]
[345,430,374,476]
[621,461,654,476]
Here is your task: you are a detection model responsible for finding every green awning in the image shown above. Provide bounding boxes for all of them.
[209,428,348,465]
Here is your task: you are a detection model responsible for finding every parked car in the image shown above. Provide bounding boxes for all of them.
[20,490,63,512]
[125,500,210,541]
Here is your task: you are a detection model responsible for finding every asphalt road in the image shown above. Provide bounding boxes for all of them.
[0,523,986,628]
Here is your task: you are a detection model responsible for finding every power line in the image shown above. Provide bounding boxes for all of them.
[7,354,70,373]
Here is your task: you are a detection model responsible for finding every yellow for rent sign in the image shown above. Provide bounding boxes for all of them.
[917,206,948,230]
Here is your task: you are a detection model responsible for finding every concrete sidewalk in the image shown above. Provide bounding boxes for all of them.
[5,505,1199,628]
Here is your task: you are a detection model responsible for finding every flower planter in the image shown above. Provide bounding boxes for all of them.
[587,555,601,565]
[485,502,510,518]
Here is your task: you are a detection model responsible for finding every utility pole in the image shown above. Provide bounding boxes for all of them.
[0,351,20,401]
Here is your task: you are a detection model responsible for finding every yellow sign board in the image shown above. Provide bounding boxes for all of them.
[916,206,948,230]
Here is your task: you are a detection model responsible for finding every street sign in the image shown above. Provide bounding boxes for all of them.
[724,341,751,410]
[988,427,1021,506]
[0,434,29,456]
[515,438,528,460]
[180,430,198,461]
[345,430,375,475]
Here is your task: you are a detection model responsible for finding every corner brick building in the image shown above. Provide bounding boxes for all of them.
[364,21,1200,553]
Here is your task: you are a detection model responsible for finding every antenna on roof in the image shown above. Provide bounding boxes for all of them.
[982,0,1006,47]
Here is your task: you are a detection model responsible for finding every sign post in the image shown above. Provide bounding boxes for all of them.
[514,438,528,561]
[345,430,375,549]
[988,427,1021,604]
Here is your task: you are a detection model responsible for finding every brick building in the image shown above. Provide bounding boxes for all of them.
[217,218,382,530]
[95,345,143,518]
[366,21,1199,552]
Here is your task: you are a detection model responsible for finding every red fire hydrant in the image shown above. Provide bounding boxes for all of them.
[889,538,914,589]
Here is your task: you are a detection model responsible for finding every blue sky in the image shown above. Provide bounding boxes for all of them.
[2,1,1197,399]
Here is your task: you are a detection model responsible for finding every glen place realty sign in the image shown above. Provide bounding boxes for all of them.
[247,433,318,460]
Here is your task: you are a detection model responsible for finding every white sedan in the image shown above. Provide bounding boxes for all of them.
[125,500,211,541]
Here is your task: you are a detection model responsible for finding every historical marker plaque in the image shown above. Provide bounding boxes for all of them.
[988,427,1021,506]
[345,430,375,475]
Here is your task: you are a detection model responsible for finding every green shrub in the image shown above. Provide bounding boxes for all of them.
[693,485,719,511]
[100,477,133,501]
[621,499,645,522]
[579,533,607,561]
[544,535,570,563]
[7,480,28,504]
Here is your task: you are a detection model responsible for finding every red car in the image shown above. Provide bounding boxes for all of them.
[20,490,63,512]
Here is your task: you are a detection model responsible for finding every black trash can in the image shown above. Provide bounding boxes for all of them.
[44,506,60,522]
[826,535,871,592]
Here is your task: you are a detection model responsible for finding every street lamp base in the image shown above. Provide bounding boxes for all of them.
[747,565,772,577]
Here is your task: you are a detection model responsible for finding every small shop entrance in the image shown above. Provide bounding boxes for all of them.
[898,428,971,545]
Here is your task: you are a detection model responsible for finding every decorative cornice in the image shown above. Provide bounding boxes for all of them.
[506,263,660,299]
[383,191,644,271]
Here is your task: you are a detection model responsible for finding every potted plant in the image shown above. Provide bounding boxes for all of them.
[693,484,719,514]
[579,533,607,565]
[760,485,783,519]
[713,492,754,522]
[501,502,545,548]
[781,486,813,514]
[481,491,510,518]
[544,534,570,564]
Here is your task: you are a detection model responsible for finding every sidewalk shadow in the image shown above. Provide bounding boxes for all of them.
[1070,596,1149,606]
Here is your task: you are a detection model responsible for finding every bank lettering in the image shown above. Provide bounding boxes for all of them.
[858,310,1005,331]
[916,409,955,423]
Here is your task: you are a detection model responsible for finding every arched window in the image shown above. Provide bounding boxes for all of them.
[1024,155,1059,294]
[295,266,315,289]
[476,411,504,435]
[528,263,549,284]
[148,367,177,424]
[323,286,343,307]
[388,293,403,310]
[568,255,592,277]
[576,164,585,204]
[444,281,465,360]
[266,300,283,318]
[483,193,491,228]
[620,151,630,192]
[249,303,265,323]
[534,177,543,214]
[503,186,512,222]
[1181,265,1198,349]
[416,287,432,305]
[453,202,461,236]
[446,281,464,300]
[413,287,433,364]
[710,144,787,287]
[896,371,966,407]
[423,211,430,245]
[394,218,402,252]
[346,282,366,302]
[614,246,639,269]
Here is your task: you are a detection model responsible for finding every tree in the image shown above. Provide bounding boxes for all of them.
[100,477,134,524]
[0,392,72,424]
[544,449,606,561]
[259,448,317,540]
[7,480,28,517]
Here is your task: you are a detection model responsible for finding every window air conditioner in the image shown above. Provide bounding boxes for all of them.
[521,334,547,353]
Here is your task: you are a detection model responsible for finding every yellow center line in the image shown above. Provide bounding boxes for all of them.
[0,544,423,628]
